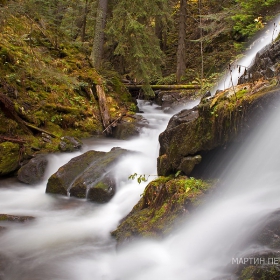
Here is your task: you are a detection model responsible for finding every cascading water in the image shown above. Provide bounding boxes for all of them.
[1,16,280,280]
[214,13,280,92]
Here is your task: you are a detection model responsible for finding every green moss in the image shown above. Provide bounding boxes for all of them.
[0,142,20,176]
[112,176,212,243]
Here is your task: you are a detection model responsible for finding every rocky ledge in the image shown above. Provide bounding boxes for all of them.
[112,176,214,244]
[158,83,280,176]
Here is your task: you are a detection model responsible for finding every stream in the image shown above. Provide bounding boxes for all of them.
[1,96,280,280]
[2,15,280,280]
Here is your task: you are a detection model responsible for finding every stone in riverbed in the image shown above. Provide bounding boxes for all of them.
[17,155,48,184]
[0,214,35,223]
[59,136,82,152]
[46,147,130,203]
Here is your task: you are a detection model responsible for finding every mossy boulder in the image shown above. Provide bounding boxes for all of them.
[46,150,105,195]
[17,155,48,184]
[46,148,130,202]
[70,147,130,202]
[0,142,20,176]
[111,176,213,244]
[158,85,280,176]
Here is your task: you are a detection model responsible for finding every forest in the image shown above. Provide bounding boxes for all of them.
[1,1,280,279]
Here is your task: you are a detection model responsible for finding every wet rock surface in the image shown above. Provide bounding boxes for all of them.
[46,147,131,203]
[239,39,280,84]
[17,155,48,184]
[158,86,280,177]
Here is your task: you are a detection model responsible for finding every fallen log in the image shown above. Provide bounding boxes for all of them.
[125,84,201,90]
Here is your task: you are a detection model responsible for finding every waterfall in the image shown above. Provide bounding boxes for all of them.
[213,13,280,92]
[1,16,280,280]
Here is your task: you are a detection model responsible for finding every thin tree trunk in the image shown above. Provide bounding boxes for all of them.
[176,0,187,83]
[199,0,204,90]
[155,16,163,50]
[81,0,89,42]
[90,0,108,69]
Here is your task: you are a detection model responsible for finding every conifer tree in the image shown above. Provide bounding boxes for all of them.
[106,0,169,97]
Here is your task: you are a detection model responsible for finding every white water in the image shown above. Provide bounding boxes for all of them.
[1,96,280,280]
[1,19,280,280]
[214,13,280,92]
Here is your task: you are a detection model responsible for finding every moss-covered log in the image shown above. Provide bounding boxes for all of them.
[126,84,201,90]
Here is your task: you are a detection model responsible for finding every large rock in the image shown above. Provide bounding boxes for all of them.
[158,86,280,176]
[46,148,130,202]
[0,142,20,176]
[112,176,213,244]
[17,155,48,184]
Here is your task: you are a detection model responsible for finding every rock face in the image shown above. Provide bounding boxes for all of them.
[158,85,280,176]
[0,142,20,176]
[112,176,213,244]
[17,155,48,184]
[46,147,129,202]
[239,39,280,84]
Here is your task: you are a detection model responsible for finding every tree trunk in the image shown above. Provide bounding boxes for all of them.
[176,0,187,83]
[81,0,89,42]
[90,0,108,69]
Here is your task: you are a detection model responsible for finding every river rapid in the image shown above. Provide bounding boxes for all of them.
[1,95,280,280]
[2,14,280,280]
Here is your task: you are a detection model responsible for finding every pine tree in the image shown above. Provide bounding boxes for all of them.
[106,0,169,97]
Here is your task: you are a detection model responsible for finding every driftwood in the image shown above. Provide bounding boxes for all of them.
[96,78,112,135]
[125,84,201,90]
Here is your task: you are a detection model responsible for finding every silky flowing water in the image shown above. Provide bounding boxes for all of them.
[1,16,280,280]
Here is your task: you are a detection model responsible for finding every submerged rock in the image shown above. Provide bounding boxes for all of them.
[46,148,130,203]
[0,214,34,223]
[0,142,20,176]
[17,155,48,184]
[112,176,213,244]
